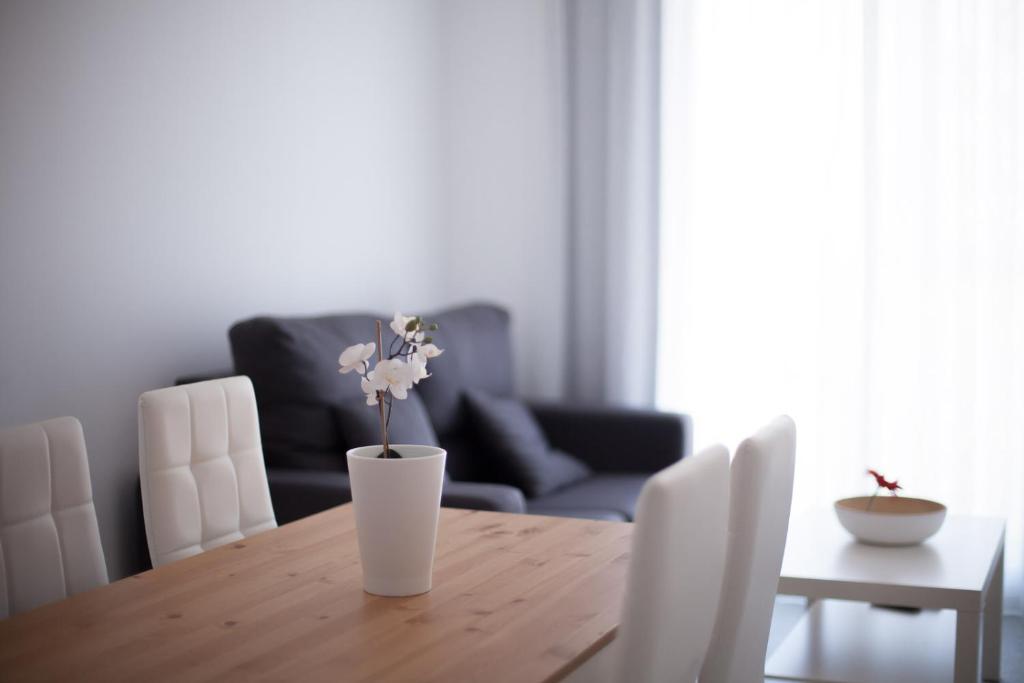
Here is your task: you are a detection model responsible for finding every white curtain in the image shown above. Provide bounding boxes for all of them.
[566,0,661,406]
[658,0,1024,613]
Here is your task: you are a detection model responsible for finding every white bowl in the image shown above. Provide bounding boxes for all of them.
[834,496,946,546]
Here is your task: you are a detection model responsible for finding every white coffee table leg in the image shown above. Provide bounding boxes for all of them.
[983,547,1003,681]
[955,609,982,683]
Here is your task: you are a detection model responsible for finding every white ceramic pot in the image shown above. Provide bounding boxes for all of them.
[834,496,947,546]
[346,444,447,596]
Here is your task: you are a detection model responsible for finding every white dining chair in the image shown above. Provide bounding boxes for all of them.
[701,415,796,683]
[0,416,108,618]
[566,444,731,683]
[139,376,276,567]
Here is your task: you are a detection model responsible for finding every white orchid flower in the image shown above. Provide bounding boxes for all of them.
[416,343,444,360]
[338,342,376,374]
[389,312,416,338]
[406,355,430,384]
[366,358,413,399]
[360,374,378,405]
[339,314,439,427]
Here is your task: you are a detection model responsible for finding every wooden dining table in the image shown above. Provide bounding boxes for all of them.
[0,504,633,682]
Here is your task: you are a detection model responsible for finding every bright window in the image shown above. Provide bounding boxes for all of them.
[658,0,1023,612]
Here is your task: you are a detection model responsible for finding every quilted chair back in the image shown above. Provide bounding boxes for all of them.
[0,417,108,617]
[139,376,276,567]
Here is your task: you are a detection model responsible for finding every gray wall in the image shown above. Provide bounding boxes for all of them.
[0,0,570,580]
[436,0,569,399]
[0,0,447,578]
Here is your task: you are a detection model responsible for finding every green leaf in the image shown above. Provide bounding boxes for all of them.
[423,336,433,343]
[429,323,439,331]
[405,319,419,332]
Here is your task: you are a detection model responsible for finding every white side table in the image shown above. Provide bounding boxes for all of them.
[766,511,1005,683]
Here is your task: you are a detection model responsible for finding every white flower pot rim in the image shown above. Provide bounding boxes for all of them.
[347,444,446,461]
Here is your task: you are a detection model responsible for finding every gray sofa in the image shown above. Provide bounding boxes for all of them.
[218,303,691,523]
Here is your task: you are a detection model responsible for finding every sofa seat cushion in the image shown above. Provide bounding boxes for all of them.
[524,506,628,522]
[525,473,649,521]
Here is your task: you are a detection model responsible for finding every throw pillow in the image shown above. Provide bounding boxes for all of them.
[464,390,591,497]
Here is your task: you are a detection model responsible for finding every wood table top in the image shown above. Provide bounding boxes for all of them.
[0,505,633,682]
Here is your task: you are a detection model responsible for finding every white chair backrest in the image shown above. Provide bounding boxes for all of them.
[139,376,276,568]
[613,444,731,683]
[701,415,796,683]
[0,417,108,618]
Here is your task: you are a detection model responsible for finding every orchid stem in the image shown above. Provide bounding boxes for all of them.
[375,320,390,458]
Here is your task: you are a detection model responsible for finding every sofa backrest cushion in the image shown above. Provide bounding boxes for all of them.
[231,313,379,406]
[415,304,515,434]
[334,390,439,450]
[229,303,514,473]
[229,313,379,468]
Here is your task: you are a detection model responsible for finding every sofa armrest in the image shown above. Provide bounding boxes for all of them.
[267,469,352,525]
[529,402,692,473]
[442,480,526,514]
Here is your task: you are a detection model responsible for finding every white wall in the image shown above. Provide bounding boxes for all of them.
[0,0,569,580]
[437,0,569,399]
[0,0,447,578]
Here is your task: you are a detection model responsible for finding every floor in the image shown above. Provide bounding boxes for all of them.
[765,598,1023,682]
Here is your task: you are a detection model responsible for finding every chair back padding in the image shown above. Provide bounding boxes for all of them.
[614,444,730,683]
[701,415,797,683]
[0,417,108,617]
[139,377,276,567]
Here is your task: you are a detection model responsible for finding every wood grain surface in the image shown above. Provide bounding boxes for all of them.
[0,505,633,682]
